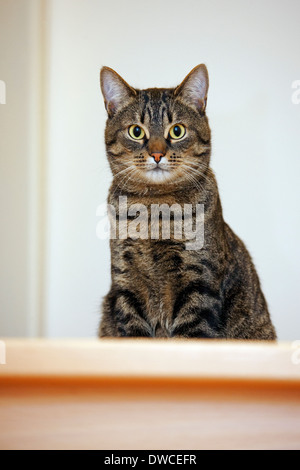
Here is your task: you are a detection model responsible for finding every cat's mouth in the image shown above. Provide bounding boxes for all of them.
[145,165,172,183]
[152,166,168,172]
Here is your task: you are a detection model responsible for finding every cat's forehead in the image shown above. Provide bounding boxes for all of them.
[136,88,175,126]
[139,88,174,108]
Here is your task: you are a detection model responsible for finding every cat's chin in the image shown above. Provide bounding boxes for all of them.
[144,168,173,183]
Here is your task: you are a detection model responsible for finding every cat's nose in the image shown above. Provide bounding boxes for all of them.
[151,152,164,163]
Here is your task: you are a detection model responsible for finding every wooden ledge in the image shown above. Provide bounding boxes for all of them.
[0,338,299,385]
[1,339,300,450]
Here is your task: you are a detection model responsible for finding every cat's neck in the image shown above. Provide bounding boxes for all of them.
[109,168,224,225]
[111,167,215,197]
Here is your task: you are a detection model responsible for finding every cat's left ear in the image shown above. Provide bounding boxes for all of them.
[174,64,209,113]
[100,66,137,118]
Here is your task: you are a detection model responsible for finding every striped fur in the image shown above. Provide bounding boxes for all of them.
[98,65,276,340]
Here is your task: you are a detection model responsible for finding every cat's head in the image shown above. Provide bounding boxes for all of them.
[100,65,211,194]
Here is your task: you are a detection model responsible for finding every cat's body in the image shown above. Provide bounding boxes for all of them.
[99,65,276,340]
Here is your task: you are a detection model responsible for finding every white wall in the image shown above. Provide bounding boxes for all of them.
[1,0,299,339]
[0,0,43,336]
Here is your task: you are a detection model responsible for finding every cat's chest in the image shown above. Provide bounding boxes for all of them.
[112,237,213,331]
[132,240,188,331]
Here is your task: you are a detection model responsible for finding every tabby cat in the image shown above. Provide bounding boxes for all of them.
[98,64,276,340]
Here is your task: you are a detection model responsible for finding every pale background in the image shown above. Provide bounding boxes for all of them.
[0,0,299,339]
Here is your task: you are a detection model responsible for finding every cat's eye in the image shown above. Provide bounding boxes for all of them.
[169,124,186,140]
[128,125,145,140]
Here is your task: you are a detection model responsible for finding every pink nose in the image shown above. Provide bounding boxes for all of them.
[151,153,163,163]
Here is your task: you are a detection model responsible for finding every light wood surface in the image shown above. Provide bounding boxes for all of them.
[1,338,300,381]
[0,339,300,450]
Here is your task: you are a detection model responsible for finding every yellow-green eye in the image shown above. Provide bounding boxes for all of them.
[169,124,186,140]
[128,125,145,140]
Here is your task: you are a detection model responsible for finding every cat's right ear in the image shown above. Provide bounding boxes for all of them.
[100,67,136,118]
